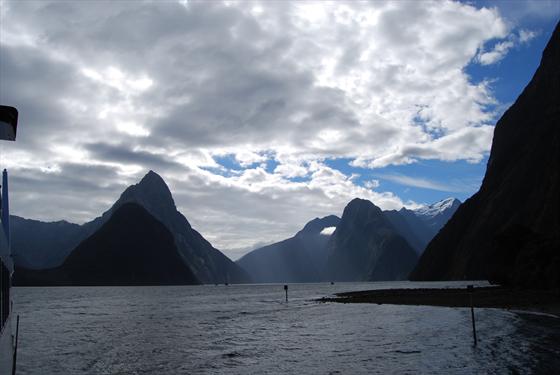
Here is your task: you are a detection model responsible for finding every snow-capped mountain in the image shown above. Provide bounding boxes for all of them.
[413,198,461,231]
[414,198,461,218]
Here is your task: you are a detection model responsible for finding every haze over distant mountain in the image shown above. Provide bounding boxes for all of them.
[237,197,458,283]
[237,215,339,283]
[411,22,560,289]
[15,203,199,286]
[384,198,461,254]
[326,198,417,282]
[10,216,83,269]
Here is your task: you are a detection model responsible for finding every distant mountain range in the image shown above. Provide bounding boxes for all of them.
[14,171,251,285]
[237,197,460,283]
[411,22,560,289]
[10,216,83,269]
[11,169,460,286]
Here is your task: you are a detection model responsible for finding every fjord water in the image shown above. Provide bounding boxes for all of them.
[13,283,560,374]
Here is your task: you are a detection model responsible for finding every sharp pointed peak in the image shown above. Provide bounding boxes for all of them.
[139,170,165,184]
[134,170,172,193]
[116,170,175,208]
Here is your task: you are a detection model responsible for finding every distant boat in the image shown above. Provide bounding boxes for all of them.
[0,105,19,375]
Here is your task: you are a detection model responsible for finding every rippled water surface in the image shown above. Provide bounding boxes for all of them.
[12,282,560,374]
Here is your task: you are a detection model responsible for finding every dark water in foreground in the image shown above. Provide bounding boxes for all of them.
[12,282,560,374]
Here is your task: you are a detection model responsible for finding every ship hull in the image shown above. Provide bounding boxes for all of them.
[0,315,13,375]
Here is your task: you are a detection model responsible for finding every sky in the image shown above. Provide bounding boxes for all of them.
[0,0,558,260]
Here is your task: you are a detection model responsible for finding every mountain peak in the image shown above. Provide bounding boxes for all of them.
[326,198,417,282]
[124,170,175,207]
[343,198,383,218]
[138,170,169,190]
[348,197,372,205]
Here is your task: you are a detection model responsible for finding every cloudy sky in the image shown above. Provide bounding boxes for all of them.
[0,0,558,259]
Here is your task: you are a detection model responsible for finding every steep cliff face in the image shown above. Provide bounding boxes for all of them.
[411,23,560,289]
[326,199,417,282]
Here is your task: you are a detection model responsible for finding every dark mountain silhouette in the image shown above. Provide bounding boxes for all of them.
[14,203,199,286]
[411,22,560,289]
[13,171,251,285]
[10,216,83,269]
[326,198,417,281]
[237,215,339,283]
[80,171,250,284]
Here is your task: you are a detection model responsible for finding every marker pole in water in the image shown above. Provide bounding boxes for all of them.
[284,285,288,302]
[12,315,19,375]
[467,285,477,346]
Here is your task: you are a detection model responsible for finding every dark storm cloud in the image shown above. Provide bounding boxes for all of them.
[84,142,182,171]
[10,163,128,223]
[0,44,82,150]
[152,68,362,150]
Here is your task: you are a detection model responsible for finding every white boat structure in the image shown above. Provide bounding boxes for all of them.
[0,105,19,375]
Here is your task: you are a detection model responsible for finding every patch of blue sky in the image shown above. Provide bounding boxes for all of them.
[263,158,279,174]
[325,157,487,204]
[213,154,243,171]
[201,154,244,177]
[465,3,558,119]
[286,176,309,183]
[466,32,549,108]
[412,112,445,139]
